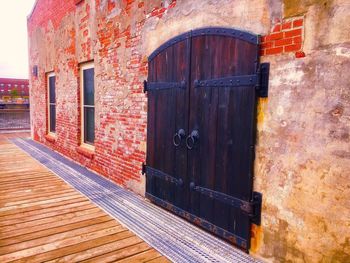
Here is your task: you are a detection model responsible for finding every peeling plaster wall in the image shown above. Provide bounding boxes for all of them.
[28,0,350,262]
[255,46,350,262]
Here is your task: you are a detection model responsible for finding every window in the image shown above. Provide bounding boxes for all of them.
[80,62,95,146]
[47,72,56,134]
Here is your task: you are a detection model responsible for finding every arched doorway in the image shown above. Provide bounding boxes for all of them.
[143,27,268,251]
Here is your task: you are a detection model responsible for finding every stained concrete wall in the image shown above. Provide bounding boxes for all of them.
[28,0,350,262]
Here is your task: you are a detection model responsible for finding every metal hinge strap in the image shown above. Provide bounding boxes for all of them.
[256,63,270,97]
[143,80,148,93]
[143,165,183,186]
[189,182,262,224]
[194,74,258,88]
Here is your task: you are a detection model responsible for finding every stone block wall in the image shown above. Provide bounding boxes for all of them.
[28,0,350,262]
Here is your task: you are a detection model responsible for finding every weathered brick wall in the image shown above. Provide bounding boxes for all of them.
[28,0,350,262]
[261,17,305,57]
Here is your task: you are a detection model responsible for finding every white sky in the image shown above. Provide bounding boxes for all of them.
[0,0,37,79]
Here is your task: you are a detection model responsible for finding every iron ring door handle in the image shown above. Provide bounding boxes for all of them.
[173,129,186,147]
[186,130,199,150]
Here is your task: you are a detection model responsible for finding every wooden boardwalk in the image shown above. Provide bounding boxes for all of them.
[0,133,168,262]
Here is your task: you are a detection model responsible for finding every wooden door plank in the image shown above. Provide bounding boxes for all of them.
[146,38,190,211]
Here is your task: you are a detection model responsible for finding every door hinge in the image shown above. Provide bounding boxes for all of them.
[143,80,148,93]
[256,63,270,98]
[142,163,146,174]
[144,165,183,186]
[250,191,262,225]
[189,183,262,225]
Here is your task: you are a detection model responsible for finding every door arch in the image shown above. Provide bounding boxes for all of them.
[143,27,266,251]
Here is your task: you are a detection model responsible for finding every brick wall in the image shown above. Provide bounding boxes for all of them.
[0,78,29,98]
[261,17,305,58]
[27,0,350,262]
[28,0,305,193]
[28,0,179,194]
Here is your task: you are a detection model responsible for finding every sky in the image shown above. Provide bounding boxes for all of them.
[0,0,37,79]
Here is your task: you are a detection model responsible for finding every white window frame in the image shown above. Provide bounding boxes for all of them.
[80,62,95,150]
[47,72,56,135]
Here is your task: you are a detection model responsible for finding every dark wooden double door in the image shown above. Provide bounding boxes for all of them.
[145,28,262,250]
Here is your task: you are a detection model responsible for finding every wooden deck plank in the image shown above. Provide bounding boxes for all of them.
[0,203,94,225]
[47,236,144,263]
[13,231,136,263]
[0,196,89,216]
[0,215,112,240]
[0,208,105,232]
[0,134,167,263]
[0,189,77,202]
[0,220,120,254]
[0,191,81,206]
[116,249,163,263]
[146,256,170,263]
[0,183,71,195]
[0,194,88,213]
[81,243,152,263]
[0,216,114,246]
[0,200,92,221]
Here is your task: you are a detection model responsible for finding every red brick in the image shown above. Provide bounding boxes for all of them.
[267,32,284,41]
[295,51,306,58]
[261,41,274,49]
[285,28,302,38]
[265,46,283,55]
[284,43,302,52]
[293,36,302,44]
[275,38,293,47]
[282,21,292,30]
[293,19,303,28]
[272,24,281,32]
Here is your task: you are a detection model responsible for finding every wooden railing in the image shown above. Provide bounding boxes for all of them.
[0,109,30,130]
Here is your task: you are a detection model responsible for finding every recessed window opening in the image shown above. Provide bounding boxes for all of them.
[47,72,56,134]
[80,62,95,147]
